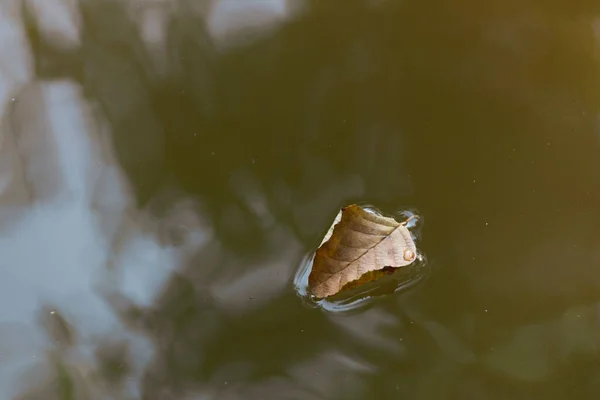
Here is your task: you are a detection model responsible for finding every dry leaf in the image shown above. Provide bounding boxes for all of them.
[308,204,417,298]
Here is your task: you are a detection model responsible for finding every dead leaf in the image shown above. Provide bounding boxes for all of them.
[308,204,417,298]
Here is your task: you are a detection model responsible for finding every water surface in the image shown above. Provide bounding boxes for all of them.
[2,0,600,398]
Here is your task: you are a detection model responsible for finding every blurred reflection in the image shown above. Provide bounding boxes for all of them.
[25,0,81,50]
[2,0,600,399]
[206,0,304,51]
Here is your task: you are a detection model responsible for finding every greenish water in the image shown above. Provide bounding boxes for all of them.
[3,0,600,398]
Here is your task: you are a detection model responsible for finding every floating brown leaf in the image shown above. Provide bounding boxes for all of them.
[308,204,417,298]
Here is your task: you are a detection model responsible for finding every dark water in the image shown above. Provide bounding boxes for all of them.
[2,0,600,398]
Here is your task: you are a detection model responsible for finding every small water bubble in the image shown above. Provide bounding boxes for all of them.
[211,152,215,156]
[50,310,56,315]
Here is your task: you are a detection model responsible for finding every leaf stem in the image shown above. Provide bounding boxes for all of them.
[401,215,417,226]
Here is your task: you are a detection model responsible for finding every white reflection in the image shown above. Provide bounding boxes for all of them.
[206,0,304,51]
[0,0,33,109]
[25,0,81,49]
[0,80,130,397]
[115,195,213,308]
[137,2,170,75]
[0,77,210,398]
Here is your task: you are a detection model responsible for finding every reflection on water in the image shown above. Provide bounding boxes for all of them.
[2,0,600,398]
[294,250,429,314]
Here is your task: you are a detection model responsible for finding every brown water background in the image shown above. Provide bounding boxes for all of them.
[2,0,600,398]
